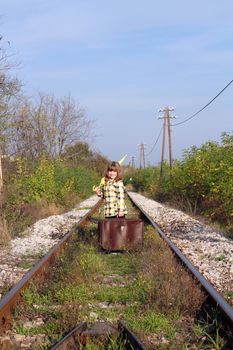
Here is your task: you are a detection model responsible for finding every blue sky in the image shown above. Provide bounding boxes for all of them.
[1,0,233,166]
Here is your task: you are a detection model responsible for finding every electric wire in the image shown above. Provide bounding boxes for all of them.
[171,79,233,127]
[146,125,163,156]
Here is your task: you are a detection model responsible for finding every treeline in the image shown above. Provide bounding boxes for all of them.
[125,132,233,237]
[0,36,108,240]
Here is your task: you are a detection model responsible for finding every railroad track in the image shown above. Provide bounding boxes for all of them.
[0,194,232,349]
[49,320,147,350]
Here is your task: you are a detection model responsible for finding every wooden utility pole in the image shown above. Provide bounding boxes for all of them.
[167,110,173,172]
[139,144,146,168]
[0,150,3,192]
[0,150,3,209]
[158,107,175,178]
[160,112,167,178]
[131,156,136,168]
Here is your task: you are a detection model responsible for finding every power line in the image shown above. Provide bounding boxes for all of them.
[171,79,233,127]
[146,126,163,156]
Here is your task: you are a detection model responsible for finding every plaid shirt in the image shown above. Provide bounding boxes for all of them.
[102,179,127,217]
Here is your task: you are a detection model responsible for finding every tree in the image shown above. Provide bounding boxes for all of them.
[62,142,109,174]
[55,94,92,156]
[62,142,92,164]
[0,36,21,149]
[88,152,109,175]
[9,93,93,159]
[0,35,21,194]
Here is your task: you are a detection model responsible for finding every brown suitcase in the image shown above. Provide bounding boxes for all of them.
[98,219,144,251]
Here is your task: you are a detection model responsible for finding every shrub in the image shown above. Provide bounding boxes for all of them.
[128,132,233,229]
[124,167,160,194]
[3,156,100,235]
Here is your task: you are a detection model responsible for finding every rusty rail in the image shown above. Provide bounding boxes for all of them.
[127,192,233,332]
[0,199,102,328]
[1,192,233,345]
[49,321,147,350]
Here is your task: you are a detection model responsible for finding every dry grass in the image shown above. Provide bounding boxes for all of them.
[0,216,11,246]
[11,206,219,349]
[6,201,64,237]
[25,201,63,220]
[140,229,205,316]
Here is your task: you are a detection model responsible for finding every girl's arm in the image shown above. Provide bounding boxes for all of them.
[117,181,125,217]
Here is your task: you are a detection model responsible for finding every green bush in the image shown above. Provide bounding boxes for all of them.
[128,132,233,230]
[170,134,233,223]
[3,156,100,235]
[125,167,160,194]
[53,163,99,201]
[6,157,99,206]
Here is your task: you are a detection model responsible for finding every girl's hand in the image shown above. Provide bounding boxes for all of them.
[118,211,124,217]
[94,187,102,196]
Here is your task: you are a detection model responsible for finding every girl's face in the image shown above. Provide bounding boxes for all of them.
[108,169,118,179]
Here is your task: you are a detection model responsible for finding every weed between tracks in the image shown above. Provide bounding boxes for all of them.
[12,201,227,349]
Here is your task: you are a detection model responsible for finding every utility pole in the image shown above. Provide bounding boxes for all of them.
[139,144,146,168]
[167,110,173,172]
[0,150,3,192]
[160,113,167,178]
[0,150,3,209]
[158,107,175,178]
[131,156,136,168]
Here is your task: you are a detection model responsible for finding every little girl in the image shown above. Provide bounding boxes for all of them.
[95,161,127,218]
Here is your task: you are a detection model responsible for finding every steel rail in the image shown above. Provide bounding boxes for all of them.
[127,192,233,328]
[49,322,87,349]
[49,321,147,350]
[1,191,233,346]
[0,198,102,328]
[118,321,148,350]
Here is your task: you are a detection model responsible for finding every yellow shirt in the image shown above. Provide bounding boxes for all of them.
[102,179,127,217]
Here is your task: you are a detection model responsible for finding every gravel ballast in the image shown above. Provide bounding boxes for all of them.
[0,192,232,302]
[0,196,100,297]
[129,192,233,297]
